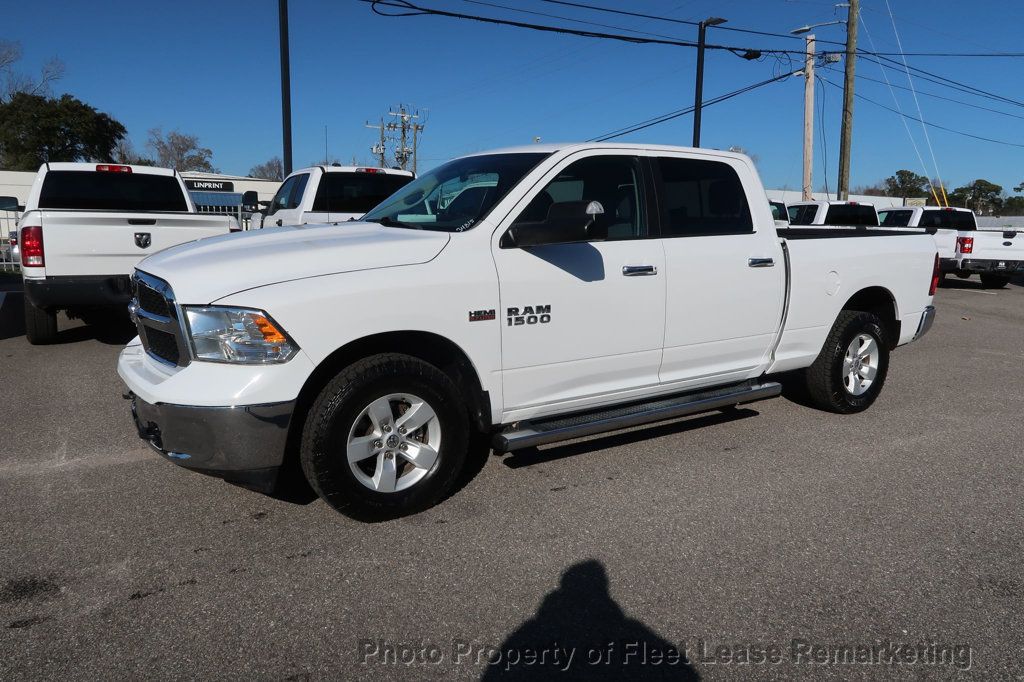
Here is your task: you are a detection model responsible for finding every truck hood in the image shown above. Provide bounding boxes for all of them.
[137,222,451,303]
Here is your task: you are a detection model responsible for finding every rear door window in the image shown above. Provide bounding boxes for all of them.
[656,157,752,236]
[39,171,188,211]
[823,204,878,226]
[312,172,414,214]
[879,209,912,227]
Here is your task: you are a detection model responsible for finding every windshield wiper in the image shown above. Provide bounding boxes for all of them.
[364,216,420,230]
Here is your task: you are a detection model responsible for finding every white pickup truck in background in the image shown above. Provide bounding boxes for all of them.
[878,206,973,275]
[787,200,879,227]
[18,163,238,344]
[878,205,1022,288]
[119,143,939,520]
[251,165,414,228]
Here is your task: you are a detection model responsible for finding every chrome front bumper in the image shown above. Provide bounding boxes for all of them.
[914,305,936,341]
[128,393,294,491]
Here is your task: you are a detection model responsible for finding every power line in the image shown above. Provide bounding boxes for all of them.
[818,77,1024,148]
[459,0,695,42]
[853,71,1024,121]
[539,0,850,46]
[859,53,1024,109]
[364,0,806,56]
[589,70,799,142]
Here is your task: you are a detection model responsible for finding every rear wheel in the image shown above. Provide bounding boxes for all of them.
[805,310,890,414]
[24,296,58,345]
[980,273,1009,289]
[300,353,470,520]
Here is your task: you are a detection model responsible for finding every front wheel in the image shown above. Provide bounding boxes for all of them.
[300,353,470,521]
[980,273,1009,289]
[805,311,890,414]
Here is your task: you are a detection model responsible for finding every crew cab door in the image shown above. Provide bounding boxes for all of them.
[654,154,785,388]
[263,172,310,227]
[493,152,666,417]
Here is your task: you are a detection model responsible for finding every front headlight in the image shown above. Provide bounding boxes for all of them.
[184,306,298,364]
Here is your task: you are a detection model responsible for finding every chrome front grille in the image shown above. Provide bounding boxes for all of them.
[130,271,189,367]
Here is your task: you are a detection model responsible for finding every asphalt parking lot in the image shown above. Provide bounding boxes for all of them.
[1,275,1022,679]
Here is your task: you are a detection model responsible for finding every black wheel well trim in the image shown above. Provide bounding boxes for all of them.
[839,286,900,348]
[282,331,492,469]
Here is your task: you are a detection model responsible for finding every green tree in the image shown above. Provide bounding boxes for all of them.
[1014,181,1023,193]
[0,92,126,170]
[883,170,930,198]
[948,179,1003,215]
[1002,196,1024,215]
[148,128,217,172]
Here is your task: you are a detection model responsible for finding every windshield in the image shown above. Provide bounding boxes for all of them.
[362,153,549,232]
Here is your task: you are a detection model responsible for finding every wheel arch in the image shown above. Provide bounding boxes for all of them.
[283,331,492,470]
[840,286,900,348]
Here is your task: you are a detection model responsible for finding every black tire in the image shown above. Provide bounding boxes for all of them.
[805,310,890,414]
[23,296,58,345]
[300,353,470,521]
[955,271,970,279]
[980,273,1009,289]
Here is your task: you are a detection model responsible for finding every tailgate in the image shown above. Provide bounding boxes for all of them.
[39,211,230,276]
[932,228,958,259]
[967,229,1024,262]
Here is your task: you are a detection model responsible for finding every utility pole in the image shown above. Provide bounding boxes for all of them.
[278,0,293,175]
[802,35,815,201]
[387,105,422,172]
[692,17,727,148]
[365,119,387,167]
[836,0,859,200]
[411,119,425,175]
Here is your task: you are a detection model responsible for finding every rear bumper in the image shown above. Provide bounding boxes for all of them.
[24,274,132,308]
[127,392,294,492]
[914,305,936,341]
[939,257,958,273]
[958,259,1023,273]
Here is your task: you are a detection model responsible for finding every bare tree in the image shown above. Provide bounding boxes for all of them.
[249,156,284,180]
[147,128,217,172]
[0,40,65,103]
[113,138,156,166]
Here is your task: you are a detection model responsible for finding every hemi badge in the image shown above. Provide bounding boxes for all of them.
[469,309,495,322]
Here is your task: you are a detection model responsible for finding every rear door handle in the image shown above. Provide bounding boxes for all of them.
[275,219,283,226]
[622,265,658,276]
[748,257,775,268]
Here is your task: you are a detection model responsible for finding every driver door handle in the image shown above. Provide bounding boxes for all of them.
[748,257,775,268]
[275,219,283,226]
[622,265,658,276]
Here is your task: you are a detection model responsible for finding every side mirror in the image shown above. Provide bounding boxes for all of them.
[502,200,606,248]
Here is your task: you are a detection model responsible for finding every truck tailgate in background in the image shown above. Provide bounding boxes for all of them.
[962,229,1024,264]
[36,211,230,276]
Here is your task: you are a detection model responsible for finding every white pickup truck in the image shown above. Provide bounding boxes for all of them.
[787,200,879,227]
[118,144,938,520]
[251,165,414,228]
[878,206,973,275]
[18,163,238,343]
[878,206,1022,287]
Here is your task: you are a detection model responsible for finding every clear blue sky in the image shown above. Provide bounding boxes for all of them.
[6,0,1023,194]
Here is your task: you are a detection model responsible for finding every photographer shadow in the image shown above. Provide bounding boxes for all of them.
[482,560,698,681]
